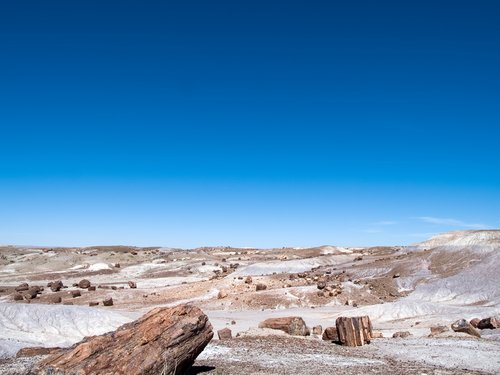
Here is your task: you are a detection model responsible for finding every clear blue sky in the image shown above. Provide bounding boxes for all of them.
[1,1,499,248]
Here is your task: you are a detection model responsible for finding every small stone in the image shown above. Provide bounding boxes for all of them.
[103,297,114,306]
[128,281,137,289]
[89,301,99,306]
[392,331,411,338]
[217,328,232,340]
[78,279,91,289]
[322,326,338,341]
[71,290,81,298]
[312,325,322,335]
[49,296,62,304]
[255,283,267,291]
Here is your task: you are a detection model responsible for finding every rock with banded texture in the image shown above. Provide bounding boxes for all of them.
[258,316,308,336]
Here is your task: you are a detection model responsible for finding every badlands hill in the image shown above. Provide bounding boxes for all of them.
[0,230,499,374]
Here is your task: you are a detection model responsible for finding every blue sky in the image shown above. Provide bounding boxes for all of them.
[1,1,499,247]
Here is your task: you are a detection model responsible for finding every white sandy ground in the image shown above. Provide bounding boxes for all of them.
[0,303,133,358]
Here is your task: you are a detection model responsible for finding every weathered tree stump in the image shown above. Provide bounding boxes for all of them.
[451,319,481,338]
[335,316,373,346]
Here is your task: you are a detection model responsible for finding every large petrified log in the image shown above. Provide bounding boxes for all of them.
[336,316,373,346]
[258,316,309,336]
[36,304,213,375]
[451,319,481,338]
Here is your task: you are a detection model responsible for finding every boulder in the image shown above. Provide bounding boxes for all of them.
[451,319,481,338]
[255,283,267,291]
[50,281,63,292]
[128,281,137,289]
[71,290,81,298]
[78,279,91,289]
[48,296,62,304]
[429,325,449,336]
[477,317,500,330]
[36,304,213,375]
[312,325,322,335]
[217,328,232,340]
[13,293,23,301]
[258,316,308,336]
[322,327,338,341]
[392,331,411,339]
[470,318,481,328]
[23,288,39,300]
[103,297,114,306]
[15,283,29,292]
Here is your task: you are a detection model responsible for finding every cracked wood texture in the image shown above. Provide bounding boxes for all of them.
[336,316,373,346]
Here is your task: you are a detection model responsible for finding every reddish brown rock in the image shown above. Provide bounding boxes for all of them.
[17,347,61,358]
[258,316,308,336]
[89,301,99,306]
[13,293,23,301]
[48,296,62,304]
[88,286,96,291]
[322,326,338,341]
[477,317,500,330]
[317,281,326,290]
[102,297,114,306]
[244,276,253,284]
[451,319,481,338]
[312,325,322,335]
[36,304,213,375]
[392,331,411,338]
[50,281,63,292]
[429,325,449,336]
[70,290,81,298]
[255,283,267,291]
[217,290,228,299]
[15,283,29,292]
[217,328,232,340]
[128,281,137,289]
[78,279,91,289]
[470,318,481,328]
[336,316,373,346]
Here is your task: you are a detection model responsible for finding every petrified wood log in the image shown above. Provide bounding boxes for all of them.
[451,319,481,338]
[36,304,213,375]
[258,316,309,336]
[336,316,373,346]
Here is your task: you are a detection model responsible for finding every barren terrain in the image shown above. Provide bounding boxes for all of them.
[0,230,499,374]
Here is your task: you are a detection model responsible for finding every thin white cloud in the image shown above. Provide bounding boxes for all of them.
[372,221,397,225]
[415,216,488,229]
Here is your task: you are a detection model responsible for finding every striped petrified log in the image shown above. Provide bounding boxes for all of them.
[335,316,373,346]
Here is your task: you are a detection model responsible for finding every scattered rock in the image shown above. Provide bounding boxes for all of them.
[217,327,232,340]
[13,293,23,301]
[336,316,373,346]
[114,263,121,268]
[451,319,481,338]
[392,273,400,278]
[103,297,114,306]
[15,283,29,292]
[429,325,449,336]
[322,326,338,341]
[477,317,500,330]
[371,331,384,338]
[36,304,213,375]
[89,301,99,306]
[470,318,481,328]
[258,316,308,336]
[255,283,267,291]
[88,286,96,291]
[128,281,137,289]
[317,281,326,290]
[217,290,228,299]
[48,296,62,304]
[392,331,411,339]
[312,325,322,335]
[78,279,91,289]
[71,290,81,298]
[50,280,63,292]
[231,320,236,325]
[244,276,253,284]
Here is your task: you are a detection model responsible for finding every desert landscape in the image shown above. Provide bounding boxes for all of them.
[0,230,499,374]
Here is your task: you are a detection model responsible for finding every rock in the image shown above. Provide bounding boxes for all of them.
[231,320,236,325]
[322,327,338,341]
[17,347,61,358]
[477,317,500,330]
[336,316,373,346]
[23,288,39,300]
[244,276,253,284]
[13,293,23,301]
[451,319,481,338]
[255,283,267,291]
[71,290,81,298]
[392,273,400,278]
[63,302,74,305]
[88,286,96,291]
[48,296,62,304]
[258,316,308,336]
[371,331,384,338]
[36,304,213,375]
[128,281,137,289]
[312,325,322,335]
[89,301,99,306]
[50,280,63,292]
[78,279,91,289]
[217,290,228,299]
[317,281,326,290]
[103,297,114,306]
[114,263,121,268]
[470,318,481,328]
[217,328,232,340]
[15,283,29,292]
[429,325,449,336]
[392,331,411,338]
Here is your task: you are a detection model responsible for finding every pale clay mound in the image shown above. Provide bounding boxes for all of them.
[0,230,499,374]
